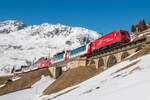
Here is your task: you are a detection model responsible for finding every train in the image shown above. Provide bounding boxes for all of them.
[14,30,130,74]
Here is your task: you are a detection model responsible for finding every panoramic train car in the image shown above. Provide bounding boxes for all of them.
[14,68,23,74]
[90,30,130,52]
[68,44,90,59]
[51,51,66,64]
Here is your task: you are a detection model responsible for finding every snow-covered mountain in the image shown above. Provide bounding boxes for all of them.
[0,20,101,74]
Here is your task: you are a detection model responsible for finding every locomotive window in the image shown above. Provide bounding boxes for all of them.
[121,32,126,35]
[92,43,96,47]
[116,32,119,36]
[46,60,49,63]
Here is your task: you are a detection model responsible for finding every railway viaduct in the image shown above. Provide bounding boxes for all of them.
[48,32,150,79]
[48,45,140,79]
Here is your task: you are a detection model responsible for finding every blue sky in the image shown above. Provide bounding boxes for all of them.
[0,0,150,35]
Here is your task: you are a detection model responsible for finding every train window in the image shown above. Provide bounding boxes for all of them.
[70,45,86,56]
[15,69,22,72]
[127,32,130,35]
[121,32,126,35]
[46,60,49,63]
[116,32,119,36]
[53,53,64,62]
[25,67,29,70]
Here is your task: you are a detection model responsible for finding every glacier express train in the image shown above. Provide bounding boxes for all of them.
[14,30,130,74]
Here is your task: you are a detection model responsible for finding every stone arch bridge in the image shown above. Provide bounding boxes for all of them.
[46,30,150,78]
[48,44,141,78]
[88,49,134,69]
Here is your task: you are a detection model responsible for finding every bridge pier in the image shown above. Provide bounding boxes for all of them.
[103,56,109,69]
[48,67,62,79]
[94,59,99,69]
[114,52,122,63]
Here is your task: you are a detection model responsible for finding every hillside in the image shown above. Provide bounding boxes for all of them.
[43,65,103,95]
[0,71,54,100]
[39,43,150,100]
[0,68,52,95]
[0,20,101,75]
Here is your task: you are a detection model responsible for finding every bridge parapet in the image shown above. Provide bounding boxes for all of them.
[67,57,87,69]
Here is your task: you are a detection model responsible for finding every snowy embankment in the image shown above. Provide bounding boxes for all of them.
[41,52,150,100]
[0,75,55,100]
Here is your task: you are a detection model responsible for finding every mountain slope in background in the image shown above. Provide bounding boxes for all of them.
[0,20,101,75]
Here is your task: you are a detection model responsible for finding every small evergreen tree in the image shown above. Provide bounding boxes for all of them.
[138,19,147,31]
[142,19,147,30]
[131,24,136,32]
[138,19,143,32]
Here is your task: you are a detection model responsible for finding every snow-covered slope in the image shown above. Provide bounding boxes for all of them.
[41,52,150,100]
[0,75,55,100]
[0,20,101,75]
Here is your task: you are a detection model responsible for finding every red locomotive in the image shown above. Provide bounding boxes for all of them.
[90,30,130,53]
[14,30,130,74]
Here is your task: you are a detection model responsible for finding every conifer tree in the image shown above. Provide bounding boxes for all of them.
[131,24,136,32]
[138,19,143,32]
[142,19,147,30]
[138,19,147,31]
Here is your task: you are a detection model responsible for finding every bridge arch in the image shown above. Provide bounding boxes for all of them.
[121,52,130,60]
[107,55,117,68]
[90,59,95,64]
[98,57,104,68]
